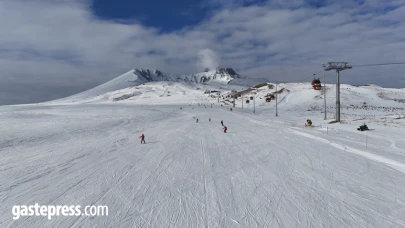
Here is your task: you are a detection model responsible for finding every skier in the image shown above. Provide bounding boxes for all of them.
[209,117,211,122]
[357,123,369,131]
[140,134,146,144]
[196,118,199,123]
[221,120,223,126]
[223,126,227,133]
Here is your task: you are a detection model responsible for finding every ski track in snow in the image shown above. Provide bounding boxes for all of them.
[290,129,405,174]
[1,103,405,227]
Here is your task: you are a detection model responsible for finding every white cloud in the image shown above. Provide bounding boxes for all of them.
[197,49,220,71]
[0,0,405,104]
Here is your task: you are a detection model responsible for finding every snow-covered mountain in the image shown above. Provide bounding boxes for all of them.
[63,68,247,101]
[49,67,405,129]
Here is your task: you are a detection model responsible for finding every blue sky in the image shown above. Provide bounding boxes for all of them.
[92,0,209,32]
[0,0,405,104]
[91,0,269,32]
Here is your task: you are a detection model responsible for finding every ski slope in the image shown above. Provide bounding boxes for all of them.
[1,101,405,227]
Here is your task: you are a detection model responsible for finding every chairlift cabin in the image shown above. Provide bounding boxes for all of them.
[246,100,250,104]
[250,96,253,100]
[266,97,271,102]
[311,78,322,90]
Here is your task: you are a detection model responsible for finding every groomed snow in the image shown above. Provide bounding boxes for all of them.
[1,80,405,227]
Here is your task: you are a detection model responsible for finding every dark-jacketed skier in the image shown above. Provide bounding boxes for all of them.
[221,120,223,126]
[140,134,146,144]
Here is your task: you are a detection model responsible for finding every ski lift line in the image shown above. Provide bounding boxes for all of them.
[313,69,325,76]
[300,70,324,83]
[314,71,335,80]
[313,70,335,78]
[306,61,404,83]
[300,68,329,83]
[298,74,317,83]
[351,62,405,67]
[273,69,333,84]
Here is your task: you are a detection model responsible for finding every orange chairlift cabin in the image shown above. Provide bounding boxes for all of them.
[265,94,275,102]
[311,78,322,90]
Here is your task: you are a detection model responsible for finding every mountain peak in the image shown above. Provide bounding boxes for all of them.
[216,68,246,79]
[217,68,236,76]
[131,67,246,84]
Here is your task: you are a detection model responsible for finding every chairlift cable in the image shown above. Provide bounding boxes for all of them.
[351,62,405,67]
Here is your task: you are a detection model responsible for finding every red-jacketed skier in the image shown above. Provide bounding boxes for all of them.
[140,134,146,144]
[223,126,227,133]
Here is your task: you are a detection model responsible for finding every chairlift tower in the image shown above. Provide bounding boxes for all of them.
[242,93,244,109]
[323,62,352,122]
[275,81,278,117]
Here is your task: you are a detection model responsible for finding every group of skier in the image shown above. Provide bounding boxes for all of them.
[139,104,230,144]
[196,117,227,132]
[139,119,228,144]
